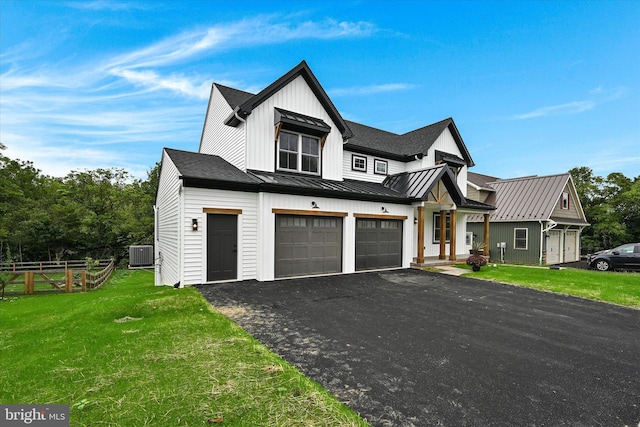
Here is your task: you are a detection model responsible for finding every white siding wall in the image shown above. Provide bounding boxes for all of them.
[256,193,414,281]
[342,151,405,182]
[182,188,259,284]
[245,76,344,180]
[155,152,182,286]
[199,86,246,170]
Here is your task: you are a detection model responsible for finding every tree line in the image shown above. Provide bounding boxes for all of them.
[1,143,158,265]
[1,143,638,264]
[569,167,640,252]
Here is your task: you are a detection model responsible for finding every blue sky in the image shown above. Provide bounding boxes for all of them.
[1,0,638,180]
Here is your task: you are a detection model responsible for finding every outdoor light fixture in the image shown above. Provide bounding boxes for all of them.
[192,218,198,231]
[311,201,319,209]
[381,206,389,213]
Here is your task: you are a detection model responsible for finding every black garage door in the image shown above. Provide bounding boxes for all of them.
[275,215,343,278]
[356,218,403,270]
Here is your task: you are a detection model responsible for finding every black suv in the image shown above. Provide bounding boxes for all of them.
[588,243,640,271]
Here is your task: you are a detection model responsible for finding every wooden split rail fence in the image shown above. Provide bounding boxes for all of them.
[0,259,115,295]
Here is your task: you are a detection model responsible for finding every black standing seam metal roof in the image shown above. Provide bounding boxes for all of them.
[164,148,493,210]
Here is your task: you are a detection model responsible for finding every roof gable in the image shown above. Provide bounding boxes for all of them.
[479,173,588,223]
[467,171,500,190]
[383,164,466,204]
[344,118,474,165]
[223,61,353,140]
[214,83,254,108]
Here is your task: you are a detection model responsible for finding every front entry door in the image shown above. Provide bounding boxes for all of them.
[207,214,237,281]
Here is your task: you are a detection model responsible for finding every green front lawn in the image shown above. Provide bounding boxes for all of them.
[456,264,640,308]
[0,270,368,426]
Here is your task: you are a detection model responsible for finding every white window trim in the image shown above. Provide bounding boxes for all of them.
[277,130,321,175]
[514,228,528,250]
[562,192,569,209]
[374,159,388,175]
[352,154,367,172]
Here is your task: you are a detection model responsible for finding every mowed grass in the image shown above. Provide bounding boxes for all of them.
[456,264,640,308]
[0,270,368,427]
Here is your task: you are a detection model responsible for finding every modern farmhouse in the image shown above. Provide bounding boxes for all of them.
[154,61,494,286]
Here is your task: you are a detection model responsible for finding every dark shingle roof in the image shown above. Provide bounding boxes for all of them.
[214,84,254,109]
[344,118,474,166]
[164,148,261,187]
[210,63,474,165]
[221,61,353,140]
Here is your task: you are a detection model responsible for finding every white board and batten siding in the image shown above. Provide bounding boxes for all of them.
[256,193,414,281]
[199,86,246,170]
[155,152,183,287]
[245,76,344,180]
[182,188,259,285]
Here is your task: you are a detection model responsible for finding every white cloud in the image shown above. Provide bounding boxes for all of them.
[512,86,628,120]
[513,100,596,120]
[106,17,376,70]
[0,14,379,177]
[109,68,210,99]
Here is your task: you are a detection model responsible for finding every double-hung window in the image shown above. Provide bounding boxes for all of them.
[278,131,320,175]
[514,228,528,250]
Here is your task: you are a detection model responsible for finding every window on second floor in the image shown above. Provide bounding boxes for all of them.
[374,159,388,175]
[278,130,320,175]
[562,192,569,209]
[352,155,367,172]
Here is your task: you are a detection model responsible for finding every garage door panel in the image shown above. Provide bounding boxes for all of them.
[276,215,343,278]
[356,219,402,271]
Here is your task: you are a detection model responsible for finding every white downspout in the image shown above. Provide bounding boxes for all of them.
[539,219,558,265]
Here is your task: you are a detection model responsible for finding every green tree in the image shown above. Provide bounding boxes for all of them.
[570,167,640,251]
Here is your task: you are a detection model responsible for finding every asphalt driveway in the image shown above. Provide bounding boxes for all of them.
[197,269,640,426]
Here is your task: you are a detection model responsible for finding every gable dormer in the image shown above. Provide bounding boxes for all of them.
[216,61,352,180]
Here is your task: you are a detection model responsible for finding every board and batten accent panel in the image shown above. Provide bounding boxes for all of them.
[182,188,258,284]
[551,183,582,220]
[245,75,344,180]
[257,192,413,281]
[155,151,182,286]
[342,151,405,183]
[199,85,246,170]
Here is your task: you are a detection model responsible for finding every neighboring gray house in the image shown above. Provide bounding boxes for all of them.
[467,172,589,265]
[154,61,494,286]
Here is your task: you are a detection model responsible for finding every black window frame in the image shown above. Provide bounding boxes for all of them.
[351,154,367,172]
[374,159,388,175]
